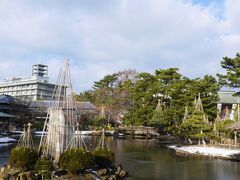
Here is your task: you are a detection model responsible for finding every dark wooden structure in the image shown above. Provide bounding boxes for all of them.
[119,126,159,138]
[0,112,16,132]
[0,94,27,132]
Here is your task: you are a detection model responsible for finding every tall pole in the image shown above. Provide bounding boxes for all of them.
[234,131,237,147]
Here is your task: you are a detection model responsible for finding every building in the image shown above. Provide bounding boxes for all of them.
[0,94,27,132]
[0,64,57,101]
[29,100,97,118]
[0,94,97,132]
[217,90,239,120]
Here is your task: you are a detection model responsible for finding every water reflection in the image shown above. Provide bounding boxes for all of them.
[0,143,15,166]
[1,137,240,180]
[111,139,240,180]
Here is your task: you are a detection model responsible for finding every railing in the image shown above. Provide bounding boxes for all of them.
[210,138,240,148]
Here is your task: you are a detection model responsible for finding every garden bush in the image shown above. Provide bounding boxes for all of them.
[9,147,38,169]
[35,157,53,179]
[59,148,94,174]
[92,148,115,166]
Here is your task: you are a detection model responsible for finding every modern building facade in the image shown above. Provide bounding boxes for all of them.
[0,64,56,101]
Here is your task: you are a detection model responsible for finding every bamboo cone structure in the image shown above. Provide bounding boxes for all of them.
[182,106,188,123]
[194,93,208,123]
[97,129,109,149]
[195,94,204,112]
[150,99,163,125]
[213,113,222,134]
[17,123,34,149]
[39,59,77,162]
[100,106,106,119]
[67,123,87,150]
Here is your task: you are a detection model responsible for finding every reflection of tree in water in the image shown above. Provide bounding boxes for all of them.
[0,144,16,166]
[2,136,240,179]
[122,140,186,162]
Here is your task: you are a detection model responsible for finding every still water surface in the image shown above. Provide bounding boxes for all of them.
[1,136,240,180]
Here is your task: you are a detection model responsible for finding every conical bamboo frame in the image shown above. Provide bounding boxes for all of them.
[39,59,77,162]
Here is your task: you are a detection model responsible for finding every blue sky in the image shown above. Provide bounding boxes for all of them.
[0,0,239,92]
[193,0,223,5]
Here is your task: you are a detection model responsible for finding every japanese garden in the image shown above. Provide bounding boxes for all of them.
[1,53,240,179]
[1,1,240,179]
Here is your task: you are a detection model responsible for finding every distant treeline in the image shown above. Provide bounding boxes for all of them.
[75,53,240,136]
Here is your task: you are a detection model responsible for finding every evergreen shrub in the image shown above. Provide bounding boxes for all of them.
[9,147,38,169]
[92,148,115,166]
[59,148,94,174]
[35,157,53,178]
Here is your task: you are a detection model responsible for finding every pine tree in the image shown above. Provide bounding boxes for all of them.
[179,95,212,141]
[179,110,212,140]
[217,53,240,90]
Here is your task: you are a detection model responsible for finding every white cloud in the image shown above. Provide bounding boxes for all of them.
[0,0,239,91]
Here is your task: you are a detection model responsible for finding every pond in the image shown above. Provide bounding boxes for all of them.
[1,136,240,180]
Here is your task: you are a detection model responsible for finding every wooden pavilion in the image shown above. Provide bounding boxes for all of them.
[0,112,16,132]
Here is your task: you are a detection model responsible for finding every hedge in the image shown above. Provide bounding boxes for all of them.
[92,148,115,166]
[9,147,38,169]
[59,148,94,174]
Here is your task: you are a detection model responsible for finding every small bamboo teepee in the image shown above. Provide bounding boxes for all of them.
[67,123,87,150]
[150,99,163,125]
[17,123,34,149]
[100,106,106,119]
[194,93,208,123]
[213,113,222,133]
[39,59,77,162]
[182,106,188,123]
[97,129,109,149]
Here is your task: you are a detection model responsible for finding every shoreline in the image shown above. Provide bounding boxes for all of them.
[168,145,240,161]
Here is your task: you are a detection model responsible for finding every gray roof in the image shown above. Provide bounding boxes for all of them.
[75,102,97,110]
[0,94,22,104]
[30,100,97,110]
[218,91,239,104]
